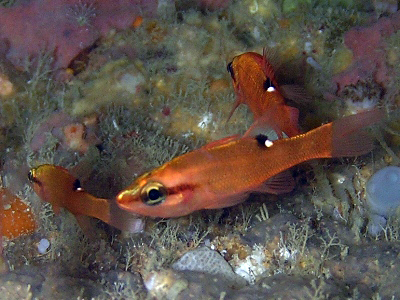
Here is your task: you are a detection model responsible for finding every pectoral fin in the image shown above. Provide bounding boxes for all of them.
[280,84,311,103]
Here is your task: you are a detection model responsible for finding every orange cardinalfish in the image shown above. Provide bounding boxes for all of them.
[28,165,144,233]
[117,109,383,218]
[227,50,306,138]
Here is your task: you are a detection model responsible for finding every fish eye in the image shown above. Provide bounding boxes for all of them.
[227,62,235,80]
[140,182,168,206]
[27,169,40,184]
[27,170,35,182]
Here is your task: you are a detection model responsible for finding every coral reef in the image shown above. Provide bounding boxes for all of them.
[1,0,400,299]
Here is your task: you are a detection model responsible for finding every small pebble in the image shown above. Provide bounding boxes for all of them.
[38,238,50,254]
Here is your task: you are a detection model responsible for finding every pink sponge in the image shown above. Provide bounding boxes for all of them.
[0,0,157,71]
[333,11,400,93]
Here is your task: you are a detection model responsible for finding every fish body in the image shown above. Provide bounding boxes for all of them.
[117,109,383,218]
[29,165,143,232]
[227,51,300,138]
[29,165,111,222]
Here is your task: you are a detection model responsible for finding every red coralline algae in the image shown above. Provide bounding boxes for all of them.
[0,0,158,71]
[0,188,37,240]
[333,11,400,93]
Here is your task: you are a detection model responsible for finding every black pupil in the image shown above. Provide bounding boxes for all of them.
[148,188,161,201]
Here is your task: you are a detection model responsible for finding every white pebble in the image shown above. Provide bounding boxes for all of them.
[38,238,50,254]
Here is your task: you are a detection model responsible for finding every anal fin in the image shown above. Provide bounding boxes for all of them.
[257,170,295,195]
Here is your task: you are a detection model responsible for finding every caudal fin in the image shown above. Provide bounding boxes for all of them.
[332,109,384,157]
[109,200,145,233]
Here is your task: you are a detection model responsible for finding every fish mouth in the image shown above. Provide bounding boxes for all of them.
[116,193,128,204]
[116,190,136,206]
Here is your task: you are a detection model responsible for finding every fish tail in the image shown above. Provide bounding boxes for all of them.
[108,200,144,233]
[331,109,384,157]
[78,194,111,223]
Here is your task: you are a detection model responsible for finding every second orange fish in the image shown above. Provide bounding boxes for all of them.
[227,50,305,138]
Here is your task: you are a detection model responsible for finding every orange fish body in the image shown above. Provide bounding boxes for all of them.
[117,109,383,218]
[29,165,111,223]
[29,165,143,232]
[227,51,300,138]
